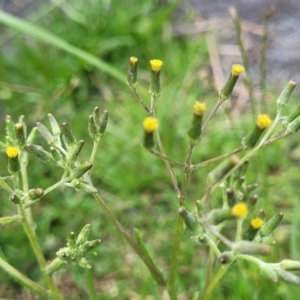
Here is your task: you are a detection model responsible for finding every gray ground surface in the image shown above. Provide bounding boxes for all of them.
[190,0,300,86]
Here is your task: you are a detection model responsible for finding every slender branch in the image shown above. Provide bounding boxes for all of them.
[148,149,186,167]
[86,268,97,300]
[191,147,243,171]
[92,190,166,286]
[0,256,49,296]
[201,100,222,133]
[130,86,151,113]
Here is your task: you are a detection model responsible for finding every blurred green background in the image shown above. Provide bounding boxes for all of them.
[0,0,300,299]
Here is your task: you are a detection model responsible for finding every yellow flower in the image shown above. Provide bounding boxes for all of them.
[150,59,163,72]
[193,102,206,116]
[129,56,138,65]
[251,218,264,229]
[231,202,248,218]
[6,146,19,158]
[143,117,158,133]
[257,114,272,129]
[231,64,245,76]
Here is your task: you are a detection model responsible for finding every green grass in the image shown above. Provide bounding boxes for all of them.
[0,1,300,299]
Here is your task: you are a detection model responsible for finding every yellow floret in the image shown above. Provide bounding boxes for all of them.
[6,146,19,158]
[257,114,272,129]
[143,117,159,133]
[150,59,163,72]
[193,102,206,116]
[251,218,264,229]
[231,202,248,218]
[129,57,138,64]
[231,64,245,76]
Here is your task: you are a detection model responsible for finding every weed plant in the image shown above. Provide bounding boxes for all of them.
[1,2,300,300]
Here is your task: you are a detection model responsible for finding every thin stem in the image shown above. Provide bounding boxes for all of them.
[130,86,151,113]
[148,149,186,167]
[92,190,166,286]
[201,100,222,133]
[235,218,244,241]
[19,204,64,299]
[200,264,232,300]
[86,268,97,300]
[167,142,195,298]
[89,139,100,165]
[191,147,243,171]
[0,256,49,296]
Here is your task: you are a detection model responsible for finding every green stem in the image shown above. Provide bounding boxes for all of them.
[86,268,97,300]
[0,256,49,296]
[92,190,166,286]
[200,264,232,300]
[167,143,195,298]
[19,204,64,299]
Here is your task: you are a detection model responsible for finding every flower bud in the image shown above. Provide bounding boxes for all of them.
[70,179,97,193]
[209,208,233,224]
[219,64,244,101]
[67,232,76,249]
[127,56,138,86]
[26,127,38,144]
[50,147,63,165]
[260,264,278,282]
[242,218,264,241]
[10,193,21,204]
[232,241,271,255]
[6,146,20,174]
[76,224,91,245]
[219,251,235,264]
[88,115,98,140]
[260,212,283,237]
[282,105,300,128]
[276,80,296,110]
[285,115,300,135]
[187,102,206,141]
[61,122,77,147]
[15,123,26,147]
[143,117,158,149]
[179,207,201,232]
[226,188,237,207]
[25,144,54,163]
[276,268,300,285]
[70,161,92,179]
[28,188,44,200]
[149,59,163,98]
[279,259,300,271]
[36,122,56,145]
[47,113,61,137]
[242,114,272,149]
[99,110,108,136]
[6,115,16,142]
[67,140,84,165]
[208,156,239,185]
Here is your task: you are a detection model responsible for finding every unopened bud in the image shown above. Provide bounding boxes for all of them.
[127,56,138,86]
[25,144,54,163]
[62,122,76,146]
[179,207,201,232]
[232,241,271,255]
[260,212,283,237]
[71,161,92,179]
[260,263,278,282]
[15,123,26,147]
[219,251,235,264]
[219,64,244,101]
[149,59,163,98]
[277,80,296,110]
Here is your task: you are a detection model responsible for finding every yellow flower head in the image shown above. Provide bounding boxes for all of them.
[6,146,19,158]
[250,218,264,229]
[257,114,272,129]
[193,102,206,116]
[231,202,248,218]
[129,56,138,65]
[150,59,163,72]
[231,64,245,76]
[143,117,159,133]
